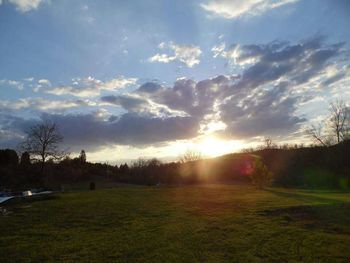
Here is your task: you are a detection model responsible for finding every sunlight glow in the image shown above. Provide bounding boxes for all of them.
[196,136,244,157]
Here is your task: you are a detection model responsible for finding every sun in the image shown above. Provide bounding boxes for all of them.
[196,136,243,157]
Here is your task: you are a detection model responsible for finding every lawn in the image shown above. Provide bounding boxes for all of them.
[1,184,350,262]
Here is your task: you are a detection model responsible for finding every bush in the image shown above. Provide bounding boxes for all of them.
[249,158,273,189]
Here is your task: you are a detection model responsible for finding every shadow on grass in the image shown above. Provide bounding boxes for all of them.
[267,188,349,204]
[263,189,350,235]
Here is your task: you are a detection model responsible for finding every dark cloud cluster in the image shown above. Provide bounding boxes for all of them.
[0,112,200,150]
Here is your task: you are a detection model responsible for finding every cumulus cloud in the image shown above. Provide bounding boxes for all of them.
[201,0,298,19]
[101,95,151,113]
[47,76,137,98]
[8,0,45,12]
[213,37,347,138]
[149,42,202,68]
[144,36,348,139]
[101,93,188,118]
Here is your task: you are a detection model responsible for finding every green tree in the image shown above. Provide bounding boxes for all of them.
[249,158,273,189]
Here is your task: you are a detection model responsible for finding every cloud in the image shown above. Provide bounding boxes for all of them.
[47,86,99,97]
[52,112,200,148]
[101,93,189,118]
[24,77,34,82]
[1,36,349,150]
[101,95,151,113]
[201,0,298,19]
[0,98,96,111]
[47,76,137,98]
[143,37,348,139]
[0,79,24,90]
[213,37,347,138]
[149,42,202,68]
[1,112,200,150]
[8,0,45,12]
[219,84,306,138]
[38,79,51,86]
[211,43,226,58]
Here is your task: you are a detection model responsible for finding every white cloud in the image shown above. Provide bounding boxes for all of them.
[201,0,298,19]
[0,79,24,90]
[38,79,51,86]
[158,42,166,49]
[149,54,176,64]
[8,0,45,12]
[0,98,97,111]
[47,76,138,98]
[211,43,226,58]
[212,43,262,66]
[24,77,34,82]
[148,42,202,68]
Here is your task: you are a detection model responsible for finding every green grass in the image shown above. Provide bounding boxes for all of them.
[1,184,350,262]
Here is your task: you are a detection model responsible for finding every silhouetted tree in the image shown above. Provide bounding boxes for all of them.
[20,121,64,178]
[307,99,349,146]
[307,124,329,146]
[260,137,277,150]
[79,150,86,164]
[330,100,349,143]
[0,149,19,166]
[178,149,202,163]
[20,151,31,167]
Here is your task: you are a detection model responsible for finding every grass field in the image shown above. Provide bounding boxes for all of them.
[1,184,350,262]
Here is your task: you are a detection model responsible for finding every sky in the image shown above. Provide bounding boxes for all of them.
[0,0,350,163]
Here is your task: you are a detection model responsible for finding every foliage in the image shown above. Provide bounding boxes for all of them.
[1,140,350,190]
[249,158,273,189]
[20,151,31,167]
[79,150,87,164]
[0,149,18,166]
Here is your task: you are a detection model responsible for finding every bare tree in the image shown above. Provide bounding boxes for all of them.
[307,99,349,146]
[262,137,277,149]
[178,149,202,163]
[329,100,348,143]
[306,124,329,147]
[20,121,64,174]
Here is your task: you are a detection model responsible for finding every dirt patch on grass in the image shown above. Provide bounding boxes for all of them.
[261,205,317,220]
[260,204,350,235]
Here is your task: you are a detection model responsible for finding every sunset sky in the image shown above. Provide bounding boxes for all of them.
[0,0,350,163]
